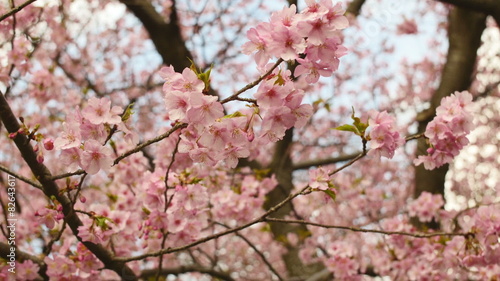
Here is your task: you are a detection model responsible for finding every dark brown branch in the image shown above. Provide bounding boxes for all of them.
[119,0,192,71]
[293,153,360,170]
[436,0,500,25]
[0,0,37,22]
[0,92,138,280]
[221,59,284,104]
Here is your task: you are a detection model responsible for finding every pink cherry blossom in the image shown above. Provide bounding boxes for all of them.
[186,95,224,126]
[81,97,122,125]
[267,25,307,61]
[308,167,332,190]
[241,24,273,67]
[163,90,193,122]
[54,119,82,150]
[80,139,114,174]
[294,58,333,83]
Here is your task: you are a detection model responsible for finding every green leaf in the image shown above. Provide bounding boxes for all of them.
[322,189,336,201]
[335,124,358,134]
[222,111,245,119]
[350,107,369,136]
[142,207,151,215]
[95,217,108,229]
[334,107,369,138]
[121,103,135,122]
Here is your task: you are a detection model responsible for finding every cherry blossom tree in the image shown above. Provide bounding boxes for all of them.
[0,0,499,280]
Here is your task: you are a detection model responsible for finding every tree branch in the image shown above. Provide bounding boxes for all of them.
[436,0,500,25]
[293,153,360,170]
[118,0,192,71]
[113,123,187,166]
[0,0,37,22]
[264,218,472,238]
[0,163,42,189]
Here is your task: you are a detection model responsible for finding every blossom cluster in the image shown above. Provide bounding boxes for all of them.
[52,97,132,174]
[160,1,350,167]
[368,110,405,159]
[407,191,444,222]
[414,91,474,169]
[463,205,500,267]
[242,0,348,82]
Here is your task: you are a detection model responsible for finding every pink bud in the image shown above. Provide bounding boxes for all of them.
[36,153,44,163]
[43,138,54,150]
[8,132,17,139]
[79,195,87,203]
[247,128,255,142]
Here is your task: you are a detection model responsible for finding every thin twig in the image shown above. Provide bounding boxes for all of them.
[0,164,42,189]
[221,59,284,104]
[113,123,187,165]
[264,218,472,238]
[215,222,284,281]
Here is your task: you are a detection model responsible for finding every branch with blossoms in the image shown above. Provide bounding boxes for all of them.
[0,91,138,280]
[115,141,374,263]
[115,183,311,262]
[220,58,284,104]
[293,132,425,171]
